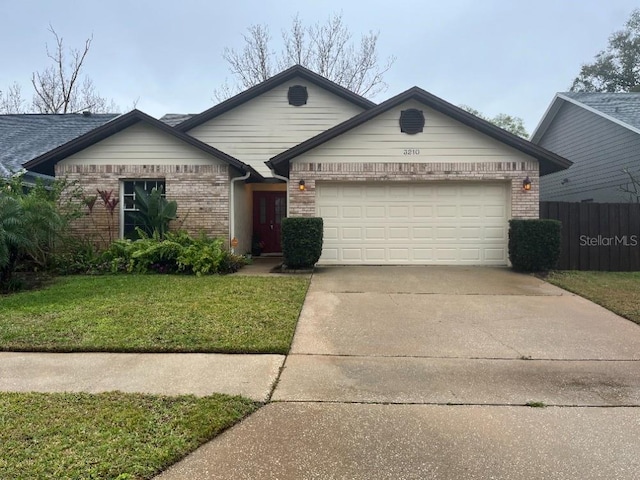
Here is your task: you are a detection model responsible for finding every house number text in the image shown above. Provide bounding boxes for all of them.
[403,148,421,155]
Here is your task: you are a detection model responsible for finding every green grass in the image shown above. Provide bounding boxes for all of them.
[0,275,309,353]
[547,271,640,325]
[0,391,258,480]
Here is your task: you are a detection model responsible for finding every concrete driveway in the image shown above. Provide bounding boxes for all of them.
[158,266,640,479]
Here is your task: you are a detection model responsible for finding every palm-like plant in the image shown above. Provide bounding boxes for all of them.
[0,191,63,287]
[130,186,177,239]
[0,195,31,283]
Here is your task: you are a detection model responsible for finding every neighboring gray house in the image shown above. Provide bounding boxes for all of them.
[532,92,640,203]
[0,112,118,184]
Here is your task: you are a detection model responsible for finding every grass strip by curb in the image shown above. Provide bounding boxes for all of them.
[0,391,259,480]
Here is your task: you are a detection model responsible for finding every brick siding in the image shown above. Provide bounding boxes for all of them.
[289,161,539,218]
[56,164,230,246]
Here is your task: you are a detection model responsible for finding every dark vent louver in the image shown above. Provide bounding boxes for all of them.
[399,109,425,134]
[288,85,308,106]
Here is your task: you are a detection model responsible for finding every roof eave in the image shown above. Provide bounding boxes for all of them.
[23,109,261,179]
[176,65,376,132]
[268,87,572,177]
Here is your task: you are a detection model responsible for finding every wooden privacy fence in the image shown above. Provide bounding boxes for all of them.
[540,202,640,271]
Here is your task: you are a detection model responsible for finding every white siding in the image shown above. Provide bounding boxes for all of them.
[187,78,366,177]
[294,100,536,165]
[59,122,225,167]
[232,181,252,254]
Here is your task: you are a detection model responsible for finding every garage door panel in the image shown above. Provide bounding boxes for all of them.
[365,227,385,239]
[318,205,339,218]
[460,249,481,261]
[324,227,339,240]
[342,227,363,239]
[413,205,434,217]
[364,249,385,261]
[389,205,410,218]
[365,185,386,197]
[460,205,482,217]
[342,249,363,261]
[413,227,434,239]
[322,248,339,261]
[413,249,434,261]
[316,182,509,265]
[436,205,457,217]
[436,227,458,240]
[343,206,362,218]
[365,206,386,218]
[342,186,363,197]
[484,205,506,217]
[389,249,410,261]
[485,248,507,261]
[317,184,339,198]
[460,227,482,239]
[485,226,506,240]
[389,227,410,239]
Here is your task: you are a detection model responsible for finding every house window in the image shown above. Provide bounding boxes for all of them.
[122,179,166,238]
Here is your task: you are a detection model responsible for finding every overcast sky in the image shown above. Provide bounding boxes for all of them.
[0,1,637,133]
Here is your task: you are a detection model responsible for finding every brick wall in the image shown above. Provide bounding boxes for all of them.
[289,161,539,218]
[56,164,230,246]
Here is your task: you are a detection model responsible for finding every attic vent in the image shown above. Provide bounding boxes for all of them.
[399,109,425,134]
[288,85,308,106]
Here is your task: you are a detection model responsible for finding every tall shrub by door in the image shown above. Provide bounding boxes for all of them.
[281,217,323,268]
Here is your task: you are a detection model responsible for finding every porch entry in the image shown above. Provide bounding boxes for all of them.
[253,191,286,254]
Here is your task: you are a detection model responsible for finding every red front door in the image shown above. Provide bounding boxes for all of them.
[253,192,286,253]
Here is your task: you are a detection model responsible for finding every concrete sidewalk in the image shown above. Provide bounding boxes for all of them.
[0,352,284,401]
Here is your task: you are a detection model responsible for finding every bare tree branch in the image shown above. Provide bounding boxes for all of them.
[217,12,395,100]
[619,168,640,202]
[0,82,27,113]
[30,25,117,113]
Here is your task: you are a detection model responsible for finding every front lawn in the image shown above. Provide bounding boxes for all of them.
[0,275,308,353]
[0,391,258,480]
[547,271,640,325]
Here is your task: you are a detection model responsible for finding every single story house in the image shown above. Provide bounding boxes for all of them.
[24,65,571,265]
[0,112,118,185]
[532,92,640,203]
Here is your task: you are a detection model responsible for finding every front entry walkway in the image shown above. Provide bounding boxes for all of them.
[157,266,640,479]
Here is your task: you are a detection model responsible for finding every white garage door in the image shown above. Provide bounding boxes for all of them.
[316,182,510,265]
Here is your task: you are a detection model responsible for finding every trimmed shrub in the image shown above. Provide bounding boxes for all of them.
[281,217,323,269]
[509,219,561,272]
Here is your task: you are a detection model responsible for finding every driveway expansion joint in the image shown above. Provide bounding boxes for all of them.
[286,353,640,362]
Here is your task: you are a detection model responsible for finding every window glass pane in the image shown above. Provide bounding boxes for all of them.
[122,179,165,238]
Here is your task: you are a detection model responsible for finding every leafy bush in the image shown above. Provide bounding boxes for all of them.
[281,217,323,269]
[509,219,561,272]
[97,231,247,275]
[52,237,105,275]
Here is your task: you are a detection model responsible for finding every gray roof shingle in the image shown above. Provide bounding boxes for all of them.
[159,113,195,127]
[562,92,640,130]
[0,113,119,177]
